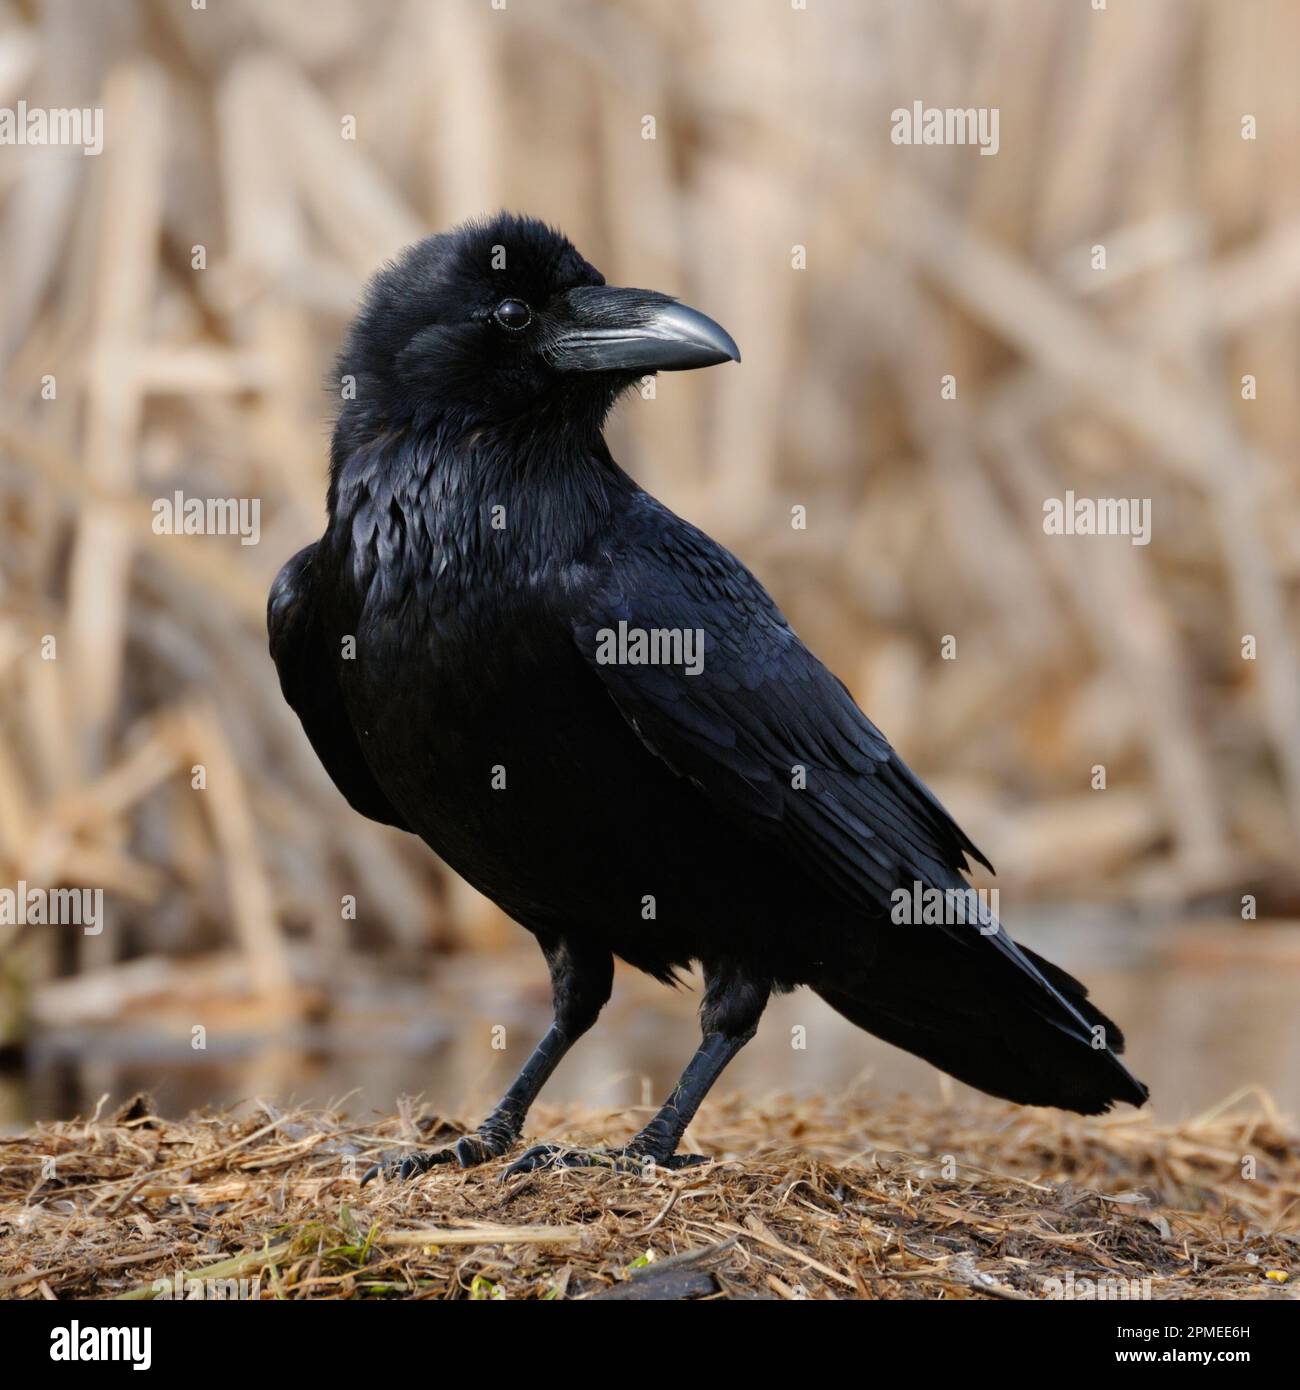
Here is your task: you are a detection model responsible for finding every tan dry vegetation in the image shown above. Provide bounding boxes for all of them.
[0,1088,1296,1300]
[0,1,1298,1017]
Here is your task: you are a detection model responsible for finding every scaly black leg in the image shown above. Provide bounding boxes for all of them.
[363,937,612,1183]
[506,963,769,1175]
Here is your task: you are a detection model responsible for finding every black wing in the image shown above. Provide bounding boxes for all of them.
[268,543,410,832]
[572,494,991,917]
[569,494,1143,1097]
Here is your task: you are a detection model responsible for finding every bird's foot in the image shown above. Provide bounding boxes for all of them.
[503,1141,711,1178]
[361,1127,515,1185]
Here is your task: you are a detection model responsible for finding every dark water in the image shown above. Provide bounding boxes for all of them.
[6,917,1298,1129]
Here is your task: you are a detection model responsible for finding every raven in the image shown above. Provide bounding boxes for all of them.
[269,213,1147,1179]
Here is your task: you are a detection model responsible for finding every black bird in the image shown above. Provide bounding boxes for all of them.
[269,214,1147,1179]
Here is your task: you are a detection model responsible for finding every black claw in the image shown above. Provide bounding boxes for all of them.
[503,1142,573,1177]
[361,1131,517,1185]
[503,1142,712,1178]
[661,1152,712,1170]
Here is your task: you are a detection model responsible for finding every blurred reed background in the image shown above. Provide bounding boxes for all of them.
[0,0,1298,1123]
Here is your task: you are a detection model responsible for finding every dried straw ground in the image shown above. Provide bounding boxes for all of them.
[2,1089,1296,1300]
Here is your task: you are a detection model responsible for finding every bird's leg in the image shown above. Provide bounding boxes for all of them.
[363,938,612,1184]
[506,965,769,1175]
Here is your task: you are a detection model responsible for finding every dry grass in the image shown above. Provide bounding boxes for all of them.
[2,1,1300,1027]
[2,1088,1296,1300]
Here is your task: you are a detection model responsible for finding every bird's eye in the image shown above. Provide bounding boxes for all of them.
[492,298,532,331]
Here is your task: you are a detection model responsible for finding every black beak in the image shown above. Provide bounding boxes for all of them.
[549,285,740,374]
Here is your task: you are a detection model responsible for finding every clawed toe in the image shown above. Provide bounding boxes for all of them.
[361,1130,514,1185]
[503,1142,603,1176]
[360,1146,455,1186]
[660,1152,712,1170]
[503,1142,712,1177]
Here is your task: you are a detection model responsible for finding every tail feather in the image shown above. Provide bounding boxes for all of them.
[815,931,1149,1116]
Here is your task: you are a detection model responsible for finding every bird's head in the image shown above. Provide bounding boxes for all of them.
[336,213,740,443]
